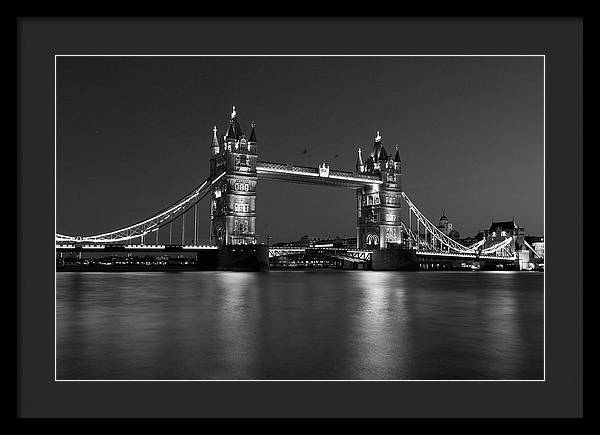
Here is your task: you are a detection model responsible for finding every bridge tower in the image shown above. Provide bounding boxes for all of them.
[355,132,403,249]
[209,106,258,246]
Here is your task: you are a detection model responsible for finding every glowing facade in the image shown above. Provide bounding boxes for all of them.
[209,107,258,246]
[355,132,403,249]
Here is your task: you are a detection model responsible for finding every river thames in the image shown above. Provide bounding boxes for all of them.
[56,270,543,380]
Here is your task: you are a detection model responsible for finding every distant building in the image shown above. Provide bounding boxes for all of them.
[460,231,484,247]
[297,235,311,247]
[331,237,358,249]
[484,219,525,251]
[272,235,311,248]
[436,212,460,241]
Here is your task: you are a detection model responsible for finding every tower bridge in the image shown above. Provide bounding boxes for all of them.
[56,106,529,271]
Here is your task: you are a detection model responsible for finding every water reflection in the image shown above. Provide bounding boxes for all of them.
[57,271,543,380]
[349,272,408,379]
[213,272,260,379]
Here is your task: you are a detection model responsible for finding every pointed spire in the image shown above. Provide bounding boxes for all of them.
[249,121,257,142]
[225,104,243,139]
[356,147,364,172]
[371,131,382,161]
[379,144,388,161]
[210,126,222,154]
[211,125,219,149]
[393,144,401,163]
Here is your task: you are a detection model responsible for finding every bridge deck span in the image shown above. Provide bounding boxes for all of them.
[256,161,382,189]
[268,247,515,262]
[56,244,217,253]
[57,244,515,262]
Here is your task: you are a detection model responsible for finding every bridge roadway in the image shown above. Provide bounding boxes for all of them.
[55,244,218,253]
[56,244,515,263]
[269,247,515,262]
[256,161,383,188]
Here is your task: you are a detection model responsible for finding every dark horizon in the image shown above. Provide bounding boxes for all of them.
[56,56,544,243]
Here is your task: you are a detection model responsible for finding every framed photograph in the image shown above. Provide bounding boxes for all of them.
[18,17,582,419]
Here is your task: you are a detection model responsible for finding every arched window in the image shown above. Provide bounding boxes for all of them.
[366,233,379,246]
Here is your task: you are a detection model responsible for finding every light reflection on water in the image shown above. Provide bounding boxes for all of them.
[350,272,409,379]
[57,270,543,380]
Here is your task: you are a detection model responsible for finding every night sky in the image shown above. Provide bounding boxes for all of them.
[56,56,544,244]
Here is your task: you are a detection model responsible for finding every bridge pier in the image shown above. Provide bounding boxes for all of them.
[341,261,353,270]
[472,259,519,271]
[217,244,269,272]
[371,247,417,271]
[195,249,218,270]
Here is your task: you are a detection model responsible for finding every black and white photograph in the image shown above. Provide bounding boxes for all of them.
[55,55,544,381]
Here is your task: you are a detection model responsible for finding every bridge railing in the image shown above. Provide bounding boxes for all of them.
[257,161,382,182]
[258,161,318,174]
[336,171,381,182]
[401,191,479,254]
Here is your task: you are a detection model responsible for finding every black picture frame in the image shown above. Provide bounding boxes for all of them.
[17,17,583,418]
